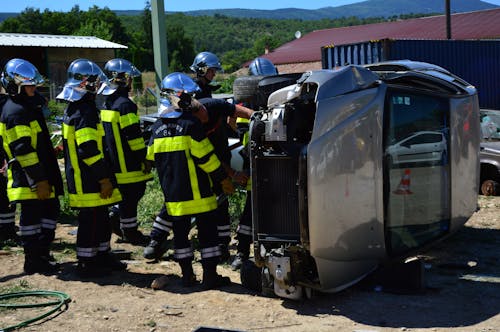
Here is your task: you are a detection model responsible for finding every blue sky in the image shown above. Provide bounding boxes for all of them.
[3,0,500,12]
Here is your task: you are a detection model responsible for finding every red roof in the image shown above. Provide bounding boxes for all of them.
[263,8,500,65]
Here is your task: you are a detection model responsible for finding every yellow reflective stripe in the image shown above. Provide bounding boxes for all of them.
[146,145,154,161]
[14,151,39,168]
[115,170,153,184]
[111,118,127,172]
[100,110,120,123]
[198,153,221,173]
[128,137,145,151]
[153,136,190,153]
[166,195,217,216]
[5,124,31,142]
[120,112,139,128]
[242,132,249,146]
[83,154,102,166]
[236,117,250,124]
[75,127,98,146]
[190,137,213,159]
[68,190,122,208]
[63,123,83,195]
[185,150,201,200]
[8,186,56,201]
[97,123,105,156]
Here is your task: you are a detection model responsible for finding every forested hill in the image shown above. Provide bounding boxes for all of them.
[1,0,496,21]
[122,0,495,20]
[167,0,498,20]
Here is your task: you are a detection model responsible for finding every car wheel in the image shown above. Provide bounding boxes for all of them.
[233,76,264,106]
[480,180,499,196]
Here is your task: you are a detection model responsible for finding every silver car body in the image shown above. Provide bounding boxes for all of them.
[249,61,480,298]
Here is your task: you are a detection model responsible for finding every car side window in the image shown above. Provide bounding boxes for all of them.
[383,90,451,256]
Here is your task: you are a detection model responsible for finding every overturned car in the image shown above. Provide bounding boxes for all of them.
[236,60,480,299]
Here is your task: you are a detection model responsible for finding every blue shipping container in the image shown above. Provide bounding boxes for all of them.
[321,39,500,110]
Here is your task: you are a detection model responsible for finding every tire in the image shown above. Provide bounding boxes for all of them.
[480,179,499,196]
[232,76,264,106]
[240,259,262,292]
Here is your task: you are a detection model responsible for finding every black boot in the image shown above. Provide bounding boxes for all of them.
[202,260,231,290]
[143,238,169,260]
[96,252,128,271]
[23,249,60,275]
[121,228,149,246]
[76,259,112,278]
[179,259,197,287]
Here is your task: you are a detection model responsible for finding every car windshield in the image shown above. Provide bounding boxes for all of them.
[480,110,500,140]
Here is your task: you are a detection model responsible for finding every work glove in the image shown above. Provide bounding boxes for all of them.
[35,180,52,200]
[231,170,249,187]
[220,177,235,195]
[99,178,114,199]
[143,160,153,174]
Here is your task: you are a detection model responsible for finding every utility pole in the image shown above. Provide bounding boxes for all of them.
[445,0,452,39]
[151,0,168,100]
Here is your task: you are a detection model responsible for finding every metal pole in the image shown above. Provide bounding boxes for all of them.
[151,0,168,104]
[445,0,451,39]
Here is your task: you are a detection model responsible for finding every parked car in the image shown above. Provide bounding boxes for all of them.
[479,109,500,196]
[386,130,447,166]
[237,60,479,299]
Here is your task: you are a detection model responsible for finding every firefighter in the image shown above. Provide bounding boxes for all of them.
[0,58,63,274]
[189,51,223,99]
[99,58,151,246]
[146,72,234,289]
[196,97,253,263]
[0,86,17,244]
[143,97,253,262]
[248,57,279,76]
[230,116,253,270]
[57,59,124,278]
[230,57,278,270]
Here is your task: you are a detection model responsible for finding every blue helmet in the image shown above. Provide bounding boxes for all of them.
[1,58,44,95]
[158,72,200,118]
[57,59,107,102]
[249,57,278,76]
[190,51,223,76]
[100,58,141,95]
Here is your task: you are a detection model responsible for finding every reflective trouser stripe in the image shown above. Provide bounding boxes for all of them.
[217,224,231,237]
[201,245,221,259]
[0,212,15,224]
[98,241,110,252]
[19,224,41,236]
[174,246,193,260]
[153,216,172,232]
[41,218,57,230]
[120,216,138,229]
[237,224,252,236]
[77,247,98,258]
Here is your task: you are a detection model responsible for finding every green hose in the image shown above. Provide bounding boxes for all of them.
[0,290,71,332]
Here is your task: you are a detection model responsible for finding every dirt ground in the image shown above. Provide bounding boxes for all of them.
[1,196,499,332]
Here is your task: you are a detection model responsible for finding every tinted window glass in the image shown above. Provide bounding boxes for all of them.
[383,90,450,256]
